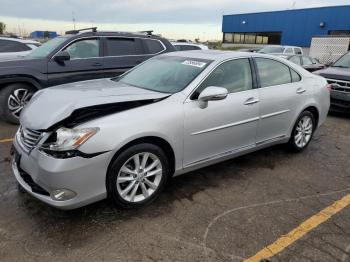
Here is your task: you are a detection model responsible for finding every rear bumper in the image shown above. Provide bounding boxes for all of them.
[11,137,111,210]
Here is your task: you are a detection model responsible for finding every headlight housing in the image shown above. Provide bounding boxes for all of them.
[42,127,99,151]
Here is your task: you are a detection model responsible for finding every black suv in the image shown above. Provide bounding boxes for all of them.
[314,51,350,112]
[0,28,175,123]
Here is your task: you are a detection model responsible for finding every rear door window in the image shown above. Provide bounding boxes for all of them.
[106,38,139,56]
[290,68,301,82]
[255,58,292,87]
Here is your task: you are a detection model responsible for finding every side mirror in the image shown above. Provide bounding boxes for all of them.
[54,51,70,63]
[198,86,228,108]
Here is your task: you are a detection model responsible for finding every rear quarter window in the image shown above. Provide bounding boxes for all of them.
[143,39,165,54]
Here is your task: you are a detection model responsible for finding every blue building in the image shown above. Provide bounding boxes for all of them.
[30,31,57,39]
[222,5,350,47]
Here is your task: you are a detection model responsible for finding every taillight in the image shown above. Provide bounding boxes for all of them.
[326,84,332,91]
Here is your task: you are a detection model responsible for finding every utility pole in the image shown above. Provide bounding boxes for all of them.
[72,11,76,30]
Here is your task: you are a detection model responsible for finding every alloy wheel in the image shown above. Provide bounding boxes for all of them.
[7,88,33,118]
[116,152,163,203]
[294,115,313,148]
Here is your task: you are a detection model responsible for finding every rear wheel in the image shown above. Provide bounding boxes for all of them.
[288,111,315,152]
[0,83,35,124]
[106,143,170,209]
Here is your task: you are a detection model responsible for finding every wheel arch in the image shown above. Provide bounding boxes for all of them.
[0,76,41,91]
[303,105,319,127]
[289,105,320,138]
[107,136,176,178]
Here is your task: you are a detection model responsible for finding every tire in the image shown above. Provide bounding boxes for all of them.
[106,143,170,209]
[287,110,315,152]
[0,83,36,124]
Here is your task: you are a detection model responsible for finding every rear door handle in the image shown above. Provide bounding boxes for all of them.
[92,62,103,67]
[296,87,306,94]
[244,97,259,105]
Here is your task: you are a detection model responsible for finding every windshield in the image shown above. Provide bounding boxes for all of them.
[26,37,68,58]
[259,46,284,53]
[115,56,212,93]
[333,52,350,68]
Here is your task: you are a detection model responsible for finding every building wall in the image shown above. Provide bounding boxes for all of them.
[30,31,57,39]
[222,5,350,47]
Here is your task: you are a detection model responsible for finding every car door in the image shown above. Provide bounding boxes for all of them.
[47,37,104,86]
[254,57,306,144]
[183,58,259,167]
[101,37,148,78]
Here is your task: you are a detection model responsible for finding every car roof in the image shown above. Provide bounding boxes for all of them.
[160,50,281,61]
[171,42,207,47]
[0,37,40,44]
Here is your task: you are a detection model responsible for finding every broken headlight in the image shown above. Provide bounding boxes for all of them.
[41,127,99,152]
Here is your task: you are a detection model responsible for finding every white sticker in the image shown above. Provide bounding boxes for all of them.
[182,60,206,68]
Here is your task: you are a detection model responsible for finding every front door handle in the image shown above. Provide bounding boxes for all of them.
[244,97,259,105]
[92,62,103,67]
[296,87,306,94]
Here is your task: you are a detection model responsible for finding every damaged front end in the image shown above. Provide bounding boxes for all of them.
[18,80,170,159]
[36,98,167,159]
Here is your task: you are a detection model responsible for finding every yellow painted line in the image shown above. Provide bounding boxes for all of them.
[0,138,13,143]
[245,194,350,262]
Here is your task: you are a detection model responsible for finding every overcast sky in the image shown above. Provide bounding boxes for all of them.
[0,0,349,40]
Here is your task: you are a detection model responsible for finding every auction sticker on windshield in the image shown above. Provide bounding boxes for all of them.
[182,60,207,68]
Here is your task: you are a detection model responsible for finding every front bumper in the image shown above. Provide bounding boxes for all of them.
[330,90,350,111]
[11,137,111,210]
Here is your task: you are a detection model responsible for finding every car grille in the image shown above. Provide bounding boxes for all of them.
[18,126,43,153]
[327,78,350,93]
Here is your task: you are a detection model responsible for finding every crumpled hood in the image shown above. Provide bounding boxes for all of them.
[20,78,170,130]
[314,67,350,81]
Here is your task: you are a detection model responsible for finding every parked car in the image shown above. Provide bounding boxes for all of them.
[0,37,41,61]
[171,41,209,51]
[237,47,261,53]
[11,51,330,210]
[0,28,175,123]
[280,55,326,72]
[314,51,350,112]
[258,45,303,55]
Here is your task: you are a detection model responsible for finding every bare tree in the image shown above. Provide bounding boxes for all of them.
[0,22,6,34]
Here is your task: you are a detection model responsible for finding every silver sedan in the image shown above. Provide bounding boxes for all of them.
[12,51,330,209]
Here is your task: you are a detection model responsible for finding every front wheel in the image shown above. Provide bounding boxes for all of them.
[288,111,315,152]
[106,143,170,209]
[0,83,35,124]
